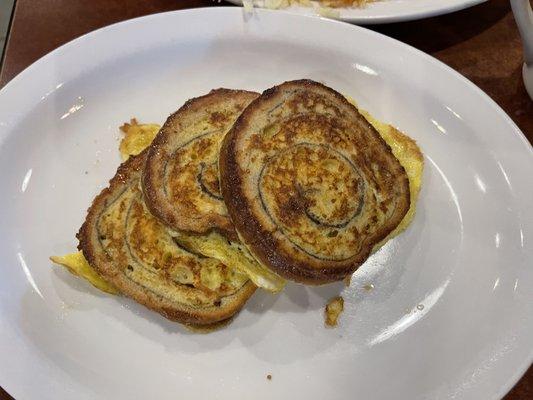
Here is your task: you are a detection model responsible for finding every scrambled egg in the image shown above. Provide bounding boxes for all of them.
[345,96,424,251]
[325,296,344,327]
[174,231,286,293]
[119,119,161,160]
[364,115,423,251]
[362,111,423,246]
[50,252,119,294]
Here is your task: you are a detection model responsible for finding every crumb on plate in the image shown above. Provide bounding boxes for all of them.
[343,274,352,287]
[325,296,344,327]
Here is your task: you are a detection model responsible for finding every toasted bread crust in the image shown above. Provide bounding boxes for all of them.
[78,151,256,325]
[219,80,410,284]
[142,89,259,241]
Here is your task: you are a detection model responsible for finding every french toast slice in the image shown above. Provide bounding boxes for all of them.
[219,79,411,284]
[142,89,259,241]
[78,151,256,325]
[141,89,286,292]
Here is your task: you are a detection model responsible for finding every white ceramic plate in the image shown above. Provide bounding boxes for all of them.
[0,7,531,400]
[227,0,486,24]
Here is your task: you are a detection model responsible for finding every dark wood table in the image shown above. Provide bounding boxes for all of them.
[0,0,531,399]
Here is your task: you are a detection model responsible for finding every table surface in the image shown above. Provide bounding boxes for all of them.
[0,0,531,399]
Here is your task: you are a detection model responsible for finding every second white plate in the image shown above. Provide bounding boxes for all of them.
[227,0,486,24]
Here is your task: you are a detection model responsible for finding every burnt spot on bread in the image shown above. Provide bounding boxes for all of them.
[209,111,230,126]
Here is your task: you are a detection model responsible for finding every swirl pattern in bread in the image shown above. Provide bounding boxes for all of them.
[219,80,411,284]
[142,89,259,240]
[78,152,256,325]
[141,89,285,292]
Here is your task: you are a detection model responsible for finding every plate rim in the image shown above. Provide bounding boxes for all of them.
[0,7,531,400]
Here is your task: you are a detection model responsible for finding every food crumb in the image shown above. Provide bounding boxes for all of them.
[343,274,352,287]
[267,374,272,380]
[325,296,344,327]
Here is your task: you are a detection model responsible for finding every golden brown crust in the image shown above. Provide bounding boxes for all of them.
[78,151,256,325]
[142,89,259,241]
[219,80,410,284]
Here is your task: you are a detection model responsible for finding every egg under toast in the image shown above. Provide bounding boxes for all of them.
[77,151,256,325]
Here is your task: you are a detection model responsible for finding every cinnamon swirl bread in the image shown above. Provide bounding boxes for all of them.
[78,151,256,325]
[142,89,258,240]
[142,89,285,292]
[219,80,411,284]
